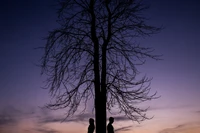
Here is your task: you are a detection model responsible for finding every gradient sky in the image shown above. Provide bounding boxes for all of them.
[0,0,200,133]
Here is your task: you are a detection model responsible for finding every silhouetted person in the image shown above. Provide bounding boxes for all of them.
[107,117,114,133]
[88,118,95,133]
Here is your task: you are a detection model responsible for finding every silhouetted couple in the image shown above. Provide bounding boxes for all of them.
[88,117,114,133]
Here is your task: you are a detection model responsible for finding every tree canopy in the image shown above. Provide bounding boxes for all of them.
[41,1,161,132]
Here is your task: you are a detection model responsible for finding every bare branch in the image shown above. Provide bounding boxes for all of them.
[40,0,161,125]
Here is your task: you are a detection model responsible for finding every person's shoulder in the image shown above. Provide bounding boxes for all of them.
[107,123,112,128]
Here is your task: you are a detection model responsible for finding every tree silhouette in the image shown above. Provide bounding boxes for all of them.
[41,1,161,133]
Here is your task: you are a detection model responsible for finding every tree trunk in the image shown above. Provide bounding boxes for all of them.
[90,0,107,132]
[94,43,107,133]
[101,44,107,133]
[93,33,107,133]
[93,39,103,133]
[94,49,106,133]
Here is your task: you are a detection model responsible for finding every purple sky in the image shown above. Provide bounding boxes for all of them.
[0,0,200,133]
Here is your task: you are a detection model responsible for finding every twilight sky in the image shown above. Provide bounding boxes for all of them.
[0,0,200,133]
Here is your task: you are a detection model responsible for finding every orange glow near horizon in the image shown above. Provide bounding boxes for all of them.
[1,113,200,133]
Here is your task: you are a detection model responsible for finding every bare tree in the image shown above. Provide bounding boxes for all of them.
[41,0,161,133]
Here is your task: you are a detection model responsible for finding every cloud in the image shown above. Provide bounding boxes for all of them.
[76,113,95,121]
[35,128,60,133]
[0,106,22,125]
[113,116,130,121]
[39,112,95,124]
[39,113,131,124]
[0,116,16,125]
[196,110,200,114]
[115,125,133,132]
[0,106,63,133]
[159,122,200,133]
[38,110,133,125]
[0,105,37,117]
[148,104,191,111]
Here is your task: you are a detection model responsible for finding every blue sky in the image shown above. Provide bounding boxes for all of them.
[0,0,200,133]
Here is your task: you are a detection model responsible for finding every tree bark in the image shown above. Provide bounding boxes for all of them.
[101,44,107,133]
[90,0,106,132]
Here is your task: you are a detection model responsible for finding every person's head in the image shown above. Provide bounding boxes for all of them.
[89,118,94,124]
[109,117,114,124]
